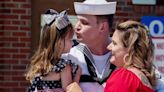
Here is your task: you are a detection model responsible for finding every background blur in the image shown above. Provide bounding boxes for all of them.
[0,0,164,92]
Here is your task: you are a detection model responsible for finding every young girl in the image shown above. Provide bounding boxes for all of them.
[26,9,81,92]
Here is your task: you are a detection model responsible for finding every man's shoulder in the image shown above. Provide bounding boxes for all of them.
[70,43,86,52]
[69,44,85,57]
[70,45,79,52]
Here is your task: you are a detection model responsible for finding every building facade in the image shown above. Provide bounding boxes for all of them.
[0,0,164,92]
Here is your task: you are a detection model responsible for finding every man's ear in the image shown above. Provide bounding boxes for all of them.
[99,22,108,32]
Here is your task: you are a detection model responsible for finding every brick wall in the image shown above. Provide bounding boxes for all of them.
[115,0,164,23]
[0,0,31,92]
[0,0,164,92]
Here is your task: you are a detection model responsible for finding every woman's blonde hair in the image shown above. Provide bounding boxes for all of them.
[25,22,73,82]
[116,20,156,86]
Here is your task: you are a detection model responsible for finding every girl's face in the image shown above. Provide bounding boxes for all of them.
[107,30,128,68]
[61,30,74,53]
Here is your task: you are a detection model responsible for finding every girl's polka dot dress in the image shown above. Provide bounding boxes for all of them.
[28,59,78,92]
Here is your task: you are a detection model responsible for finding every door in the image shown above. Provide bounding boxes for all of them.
[31,0,83,53]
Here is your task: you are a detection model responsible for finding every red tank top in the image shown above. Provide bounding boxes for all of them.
[105,68,155,92]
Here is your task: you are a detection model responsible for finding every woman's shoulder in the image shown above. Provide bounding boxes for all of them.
[127,67,153,89]
[110,68,148,85]
[105,68,140,92]
[108,68,155,92]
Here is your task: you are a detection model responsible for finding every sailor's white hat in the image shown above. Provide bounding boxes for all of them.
[74,0,117,15]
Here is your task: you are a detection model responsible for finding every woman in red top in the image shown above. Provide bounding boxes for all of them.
[105,20,156,92]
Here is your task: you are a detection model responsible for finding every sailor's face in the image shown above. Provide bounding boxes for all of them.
[75,15,99,44]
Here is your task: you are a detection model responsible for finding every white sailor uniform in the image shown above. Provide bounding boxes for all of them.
[62,43,116,92]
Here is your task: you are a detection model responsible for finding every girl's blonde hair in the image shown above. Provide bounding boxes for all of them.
[26,21,73,82]
[116,20,156,86]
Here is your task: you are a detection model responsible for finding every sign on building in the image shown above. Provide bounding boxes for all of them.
[141,16,164,76]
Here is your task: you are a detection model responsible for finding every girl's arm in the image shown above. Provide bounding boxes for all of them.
[61,64,72,90]
[73,66,82,83]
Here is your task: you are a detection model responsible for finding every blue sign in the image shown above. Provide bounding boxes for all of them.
[141,16,164,38]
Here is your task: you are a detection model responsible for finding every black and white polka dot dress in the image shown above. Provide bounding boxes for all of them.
[28,59,78,92]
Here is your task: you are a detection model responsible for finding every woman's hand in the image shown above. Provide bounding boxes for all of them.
[66,82,82,92]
